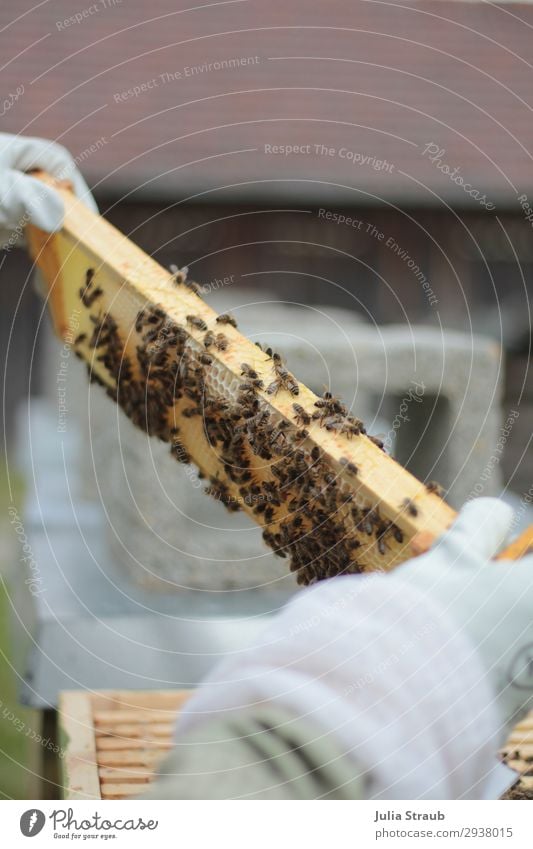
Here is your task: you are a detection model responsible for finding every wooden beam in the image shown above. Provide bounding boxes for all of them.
[58,691,100,801]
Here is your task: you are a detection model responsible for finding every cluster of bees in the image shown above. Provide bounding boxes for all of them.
[501,750,533,799]
[73,266,442,585]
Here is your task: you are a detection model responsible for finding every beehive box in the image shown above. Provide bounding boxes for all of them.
[59,690,192,800]
[58,689,532,800]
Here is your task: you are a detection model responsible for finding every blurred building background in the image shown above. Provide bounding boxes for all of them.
[1,0,533,492]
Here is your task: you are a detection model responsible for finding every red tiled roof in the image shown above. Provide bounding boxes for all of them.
[2,0,533,208]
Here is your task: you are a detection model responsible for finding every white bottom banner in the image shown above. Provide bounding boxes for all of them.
[2,800,531,848]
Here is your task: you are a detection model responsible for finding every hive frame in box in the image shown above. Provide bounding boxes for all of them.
[59,690,191,800]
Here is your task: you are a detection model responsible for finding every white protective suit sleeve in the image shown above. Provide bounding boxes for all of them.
[174,499,523,800]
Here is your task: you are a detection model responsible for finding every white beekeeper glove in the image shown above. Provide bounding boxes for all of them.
[397,496,533,733]
[175,498,525,799]
[0,132,98,249]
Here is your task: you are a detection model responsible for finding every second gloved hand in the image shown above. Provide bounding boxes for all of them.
[397,497,533,733]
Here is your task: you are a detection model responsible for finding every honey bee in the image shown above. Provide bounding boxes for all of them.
[215,333,229,351]
[182,407,201,418]
[199,353,213,365]
[169,264,202,296]
[204,331,215,348]
[79,268,103,307]
[241,363,259,379]
[377,536,388,556]
[401,498,419,517]
[264,506,275,523]
[186,315,208,331]
[285,376,300,396]
[269,355,299,396]
[170,438,190,464]
[340,457,358,475]
[239,382,258,394]
[425,480,444,496]
[315,391,346,415]
[266,379,281,396]
[359,510,375,536]
[216,314,238,328]
[169,263,188,284]
[392,525,404,544]
[340,418,365,438]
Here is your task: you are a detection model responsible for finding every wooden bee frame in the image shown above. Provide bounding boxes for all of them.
[26,176,530,578]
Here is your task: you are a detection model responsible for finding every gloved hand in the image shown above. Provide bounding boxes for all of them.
[175,498,529,799]
[397,497,533,732]
[0,132,98,249]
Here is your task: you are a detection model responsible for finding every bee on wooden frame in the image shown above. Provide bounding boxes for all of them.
[425,480,444,497]
[214,333,229,351]
[401,498,419,517]
[186,315,208,331]
[204,331,215,348]
[340,457,358,475]
[241,363,257,376]
[79,268,103,308]
[216,314,238,328]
